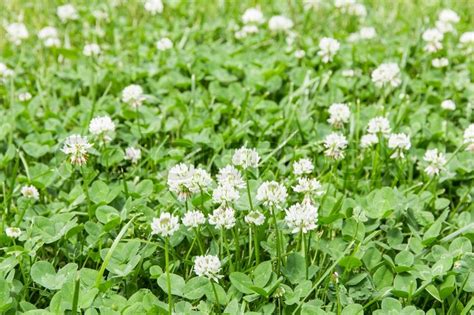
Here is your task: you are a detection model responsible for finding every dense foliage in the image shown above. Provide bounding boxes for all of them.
[1,0,473,314]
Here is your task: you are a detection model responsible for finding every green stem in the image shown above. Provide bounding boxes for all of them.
[271,207,282,274]
[210,280,221,313]
[165,239,173,314]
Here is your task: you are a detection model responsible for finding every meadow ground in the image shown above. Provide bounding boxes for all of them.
[0,0,474,314]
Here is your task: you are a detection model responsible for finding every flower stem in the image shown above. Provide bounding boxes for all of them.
[165,239,173,314]
[271,207,282,273]
[210,280,221,313]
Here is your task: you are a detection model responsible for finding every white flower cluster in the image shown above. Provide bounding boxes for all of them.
[18,92,32,102]
[323,132,348,160]
[194,255,222,282]
[232,147,260,169]
[441,99,456,111]
[83,43,101,57]
[144,0,163,15]
[0,63,15,80]
[388,133,411,159]
[371,63,402,88]
[151,212,180,237]
[236,8,264,39]
[268,15,293,32]
[182,210,206,228]
[284,202,318,234]
[89,116,115,140]
[209,206,236,229]
[5,23,29,45]
[61,135,93,166]
[292,158,323,201]
[423,149,446,177]
[5,227,22,239]
[21,185,39,200]
[156,38,173,51]
[348,26,377,42]
[463,124,474,152]
[432,57,449,68]
[256,181,287,207]
[124,147,141,164]
[38,26,61,47]
[422,28,444,53]
[244,211,265,226]
[168,163,212,201]
[57,4,79,22]
[327,103,350,128]
[334,0,367,17]
[459,32,474,55]
[122,84,145,108]
[436,9,460,34]
[318,37,340,63]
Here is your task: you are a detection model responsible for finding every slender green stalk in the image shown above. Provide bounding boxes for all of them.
[253,226,260,265]
[271,207,282,273]
[71,273,81,315]
[165,239,173,315]
[210,280,221,313]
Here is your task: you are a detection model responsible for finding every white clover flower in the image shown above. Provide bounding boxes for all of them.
[318,37,340,63]
[61,134,93,166]
[92,9,109,21]
[38,26,58,40]
[5,227,22,239]
[232,147,260,169]
[188,168,213,193]
[83,43,101,56]
[463,124,474,152]
[156,37,173,51]
[6,23,29,45]
[327,103,350,127]
[167,163,194,200]
[242,7,264,25]
[293,177,323,196]
[121,84,145,108]
[212,184,240,204]
[435,20,455,34]
[38,26,61,47]
[423,149,446,177]
[18,92,32,102]
[371,63,401,88]
[216,165,245,189]
[194,255,222,282]
[235,25,259,39]
[268,15,293,32]
[182,210,206,228]
[323,132,348,160]
[209,206,236,229]
[256,181,287,207]
[293,158,314,176]
[21,185,39,200]
[57,4,79,22]
[341,69,355,77]
[439,9,460,24]
[360,133,379,148]
[432,57,449,68]
[244,211,265,226]
[151,212,179,237]
[0,63,15,79]
[367,117,391,135]
[284,202,318,234]
[89,116,115,138]
[124,147,141,163]
[303,0,321,10]
[441,99,456,111]
[294,49,306,59]
[348,26,376,42]
[335,0,366,17]
[144,0,163,14]
[388,133,411,158]
[422,28,443,53]
[459,32,474,55]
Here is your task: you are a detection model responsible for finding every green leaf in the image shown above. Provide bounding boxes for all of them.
[253,261,272,288]
[341,303,364,315]
[282,253,306,284]
[373,266,393,289]
[183,277,209,300]
[157,273,185,296]
[229,272,254,294]
[30,262,77,290]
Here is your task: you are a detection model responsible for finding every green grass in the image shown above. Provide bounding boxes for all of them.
[0,0,474,314]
